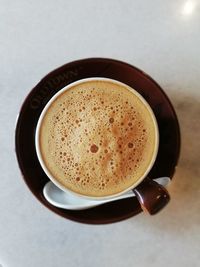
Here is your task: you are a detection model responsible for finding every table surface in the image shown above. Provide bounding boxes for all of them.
[0,1,200,266]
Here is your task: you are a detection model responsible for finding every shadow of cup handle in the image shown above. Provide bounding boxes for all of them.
[133,177,170,215]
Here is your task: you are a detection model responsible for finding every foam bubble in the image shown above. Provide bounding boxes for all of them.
[109,118,114,123]
[90,144,99,153]
[128,143,133,148]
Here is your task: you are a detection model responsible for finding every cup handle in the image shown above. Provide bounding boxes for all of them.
[132,177,170,215]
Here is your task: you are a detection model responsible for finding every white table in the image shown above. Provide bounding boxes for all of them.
[0,1,199,266]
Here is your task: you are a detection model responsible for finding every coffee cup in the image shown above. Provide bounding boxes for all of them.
[35,77,170,214]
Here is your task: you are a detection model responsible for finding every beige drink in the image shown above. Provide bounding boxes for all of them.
[37,79,158,197]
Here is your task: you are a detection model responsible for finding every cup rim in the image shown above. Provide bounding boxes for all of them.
[35,77,159,200]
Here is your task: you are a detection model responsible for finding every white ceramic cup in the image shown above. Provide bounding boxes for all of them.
[35,78,169,214]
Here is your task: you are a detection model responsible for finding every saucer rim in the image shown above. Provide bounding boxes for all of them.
[15,57,181,224]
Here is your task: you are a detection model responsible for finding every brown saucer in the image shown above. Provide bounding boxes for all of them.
[15,58,180,224]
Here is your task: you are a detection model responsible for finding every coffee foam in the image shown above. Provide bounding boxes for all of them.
[39,80,156,197]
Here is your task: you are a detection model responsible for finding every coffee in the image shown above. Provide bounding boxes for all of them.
[38,79,158,197]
